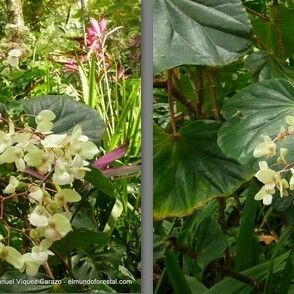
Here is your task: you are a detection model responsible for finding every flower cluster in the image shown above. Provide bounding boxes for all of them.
[86,17,107,53]
[253,116,294,205]
[0,110,99,276]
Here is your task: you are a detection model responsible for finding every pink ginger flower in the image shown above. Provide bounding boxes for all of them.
[63,59,79,73]
[86,17,107,51]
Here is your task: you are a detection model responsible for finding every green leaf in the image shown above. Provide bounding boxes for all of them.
[245,51,294,82]
[278,248,294,293]
[207,252,290,293]
[185,275,208,292]
[23,95,105,145]
[235,180,259,271]
[85,168,115,197]
[153,0,252,74]
[218,78,294,164]
[165,251,192,294]
[54,229,109,253]
[153,121,252,219]
[196,218,227,270]
[71,202,98,231]
[72,253,97,280]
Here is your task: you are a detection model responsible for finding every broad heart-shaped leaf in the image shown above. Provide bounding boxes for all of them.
[153,121,252,220]
[153,0,252,74]
[218,78,294,164]
[245,51,294,82]
[23,95,105,145]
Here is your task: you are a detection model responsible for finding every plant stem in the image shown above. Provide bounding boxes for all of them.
[153,79,196,116]
[195,66,205,119]
[218,197,227,234]
[245,7,270,22]
[213,264,264,290]
[207,68,220,120]
[51,247,76,279]
[43,262,55,279]
[167,69,178,136]
[271,0,284,57]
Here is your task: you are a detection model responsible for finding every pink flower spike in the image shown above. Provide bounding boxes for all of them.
[89,17,107,37]
[92,144,128,170]
[63,59,79,73]
[90,17,101,35]
[99,18,107,34]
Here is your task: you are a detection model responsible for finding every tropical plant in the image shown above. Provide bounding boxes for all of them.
[153,0,294,292]
[0,0,141,292]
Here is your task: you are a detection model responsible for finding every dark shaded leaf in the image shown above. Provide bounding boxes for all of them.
[154,121,252,219]
[23,95,105,145]
[218,78,294,164]
[153,0,252,74]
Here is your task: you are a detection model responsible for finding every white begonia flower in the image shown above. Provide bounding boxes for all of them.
[44,213,72,241]
[3,176,19,194]
[52,159,74,185]
[0,146,25,171]
[24,147,54,174]
[55,189,81,206]
[286,116,294,126]
[31,245,54,264]
[290,169,294,191]
[5,49,22,68]
[24,147,44,167]
[28,206,50,227]
[36,110,56,124]
[52,170,74,186]
[254,186,275,205]
[71,154,90,180]
[279,178,289,198]
[0,243,24,270]
[14,147,26,171]
[41,134,67,148]
[0,131,13,154]
[22,253,41,277]
[69,140,98,160]
[23,241,54,276]
[8,48,22,58]
[13,132,32,145]
[253,136,276,158]
[255,161,279,189]
[70,125,89,142]
[28,186,44,203]
[277,147,288,165]
[67,125,98,159]
[35,110,56,134]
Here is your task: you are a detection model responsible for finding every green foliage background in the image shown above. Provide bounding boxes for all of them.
[153,0,294,292]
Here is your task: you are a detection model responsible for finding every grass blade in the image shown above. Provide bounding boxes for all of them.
[235,180,259,271]
[165,250,192,294]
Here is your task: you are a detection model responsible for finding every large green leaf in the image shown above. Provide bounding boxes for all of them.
[23,95,105,145]
[153,0,252,74]
[153,121,252,219]
[218,78,294,164]
[245,51,294,82]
